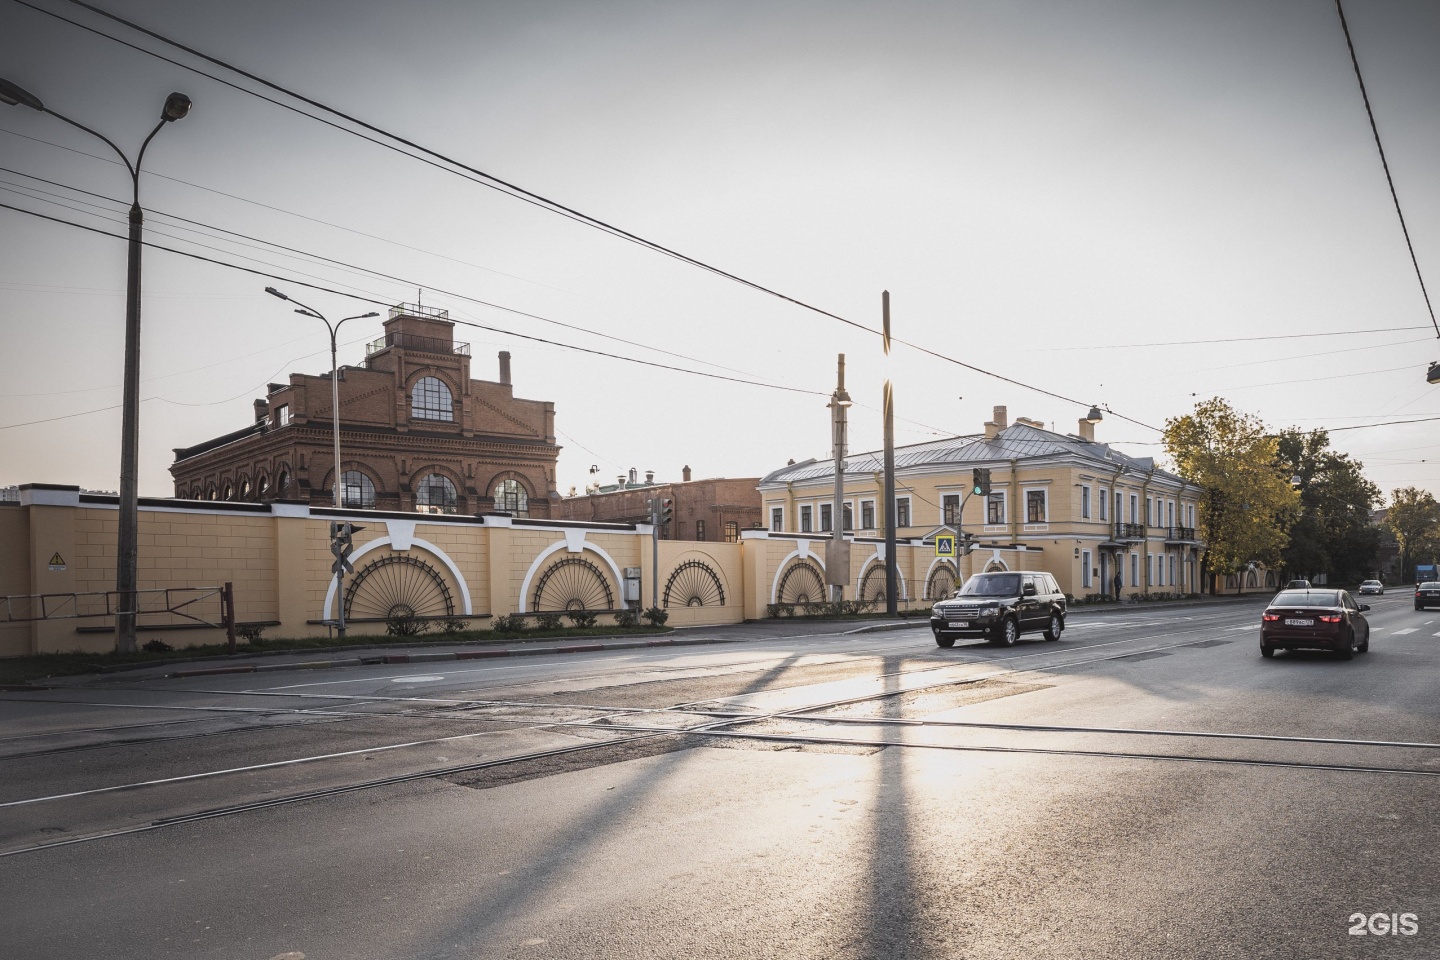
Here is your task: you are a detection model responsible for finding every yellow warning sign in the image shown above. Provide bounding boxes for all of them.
[935,535,956,558]
[48,553,66,571]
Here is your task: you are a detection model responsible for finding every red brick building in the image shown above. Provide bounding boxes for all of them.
[170,304,559,516]
[555,467,762,541]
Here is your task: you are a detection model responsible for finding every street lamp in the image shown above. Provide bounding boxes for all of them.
[828,355,853,603]
[265,287,378,637]
[0,77,191,654]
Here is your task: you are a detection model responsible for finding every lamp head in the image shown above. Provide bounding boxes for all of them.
[264,286,289,301]
[1086,405,1104,423]
[360,312,379,318]
[161,92,192,122]
[1428,361,1440,385]
[833,387,853,407]
[0,78,43,111]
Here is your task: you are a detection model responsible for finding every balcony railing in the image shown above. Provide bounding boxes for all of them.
[1113,522,1146,541]
[1165,525,1198,542]
[366,332,470,357]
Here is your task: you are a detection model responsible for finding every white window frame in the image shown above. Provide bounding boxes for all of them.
[1082,550,1092,588]
[1131,553,1138,586]
[1146,497,1154,527]
[895,496,911,529]
[842,500,854,531]
[820,503,833,533]
[1169,555,1176,587]
[1099,488,1108,521]
[274,404,290,426]
[1081,485,1091,520]
[1167,500,1175,528]
[986,491,1007,526]
[860,499,876,530]
[1130,494,1139,524]
[942,493,960,526]
[800,504,813,533]
[770,506,784,532]
[1024,488,1048,524]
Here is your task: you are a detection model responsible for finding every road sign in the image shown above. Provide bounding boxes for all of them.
[935,534,956,558]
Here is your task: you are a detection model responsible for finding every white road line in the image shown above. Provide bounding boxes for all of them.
[1392,628,1419,635]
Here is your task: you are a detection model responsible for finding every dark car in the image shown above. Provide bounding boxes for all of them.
[1284,579,1312,590]
[1415,582,1440,610]
[930,571,1066,648]
[1358,580,1384,596]
[1261,589,1370,660]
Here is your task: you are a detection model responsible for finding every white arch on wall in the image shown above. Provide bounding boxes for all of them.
[856,550,909,601]
[983,558,1009,573]
[922,556,959,598]
[769,539,825,604]
[517,534,626,613]
[323,536,474,621]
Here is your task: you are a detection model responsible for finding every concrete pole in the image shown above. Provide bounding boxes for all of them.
[883,291,897,615]
[831,355,849,602]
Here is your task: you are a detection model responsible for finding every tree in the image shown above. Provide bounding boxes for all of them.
[1276,428,1382,582]
[1386,487,1440,582]
[1164,398,1300,594]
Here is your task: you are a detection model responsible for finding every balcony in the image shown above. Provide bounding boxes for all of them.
[1165,525,1199,544]
[1113,522,1146,541]
[366,332,470,357]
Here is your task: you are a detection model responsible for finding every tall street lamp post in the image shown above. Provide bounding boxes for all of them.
[265,287,377,636]
[0,78,191,653]
[826,355,852,603]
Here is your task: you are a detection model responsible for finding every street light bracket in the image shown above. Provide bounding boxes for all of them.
[0,77,43,111]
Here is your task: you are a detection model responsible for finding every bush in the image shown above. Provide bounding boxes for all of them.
[386,611,430,636]
[564,610,597,629]
[142,638,173,653]
[235,624,265,643]
[534,612,564,631]
[614,608,639,628]
[439,617,469,635]
[491,614,525,633]
[642,606,669,627]
[765,603,795,618]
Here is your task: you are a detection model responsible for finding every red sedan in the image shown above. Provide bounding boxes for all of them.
[1261,589,1371,660]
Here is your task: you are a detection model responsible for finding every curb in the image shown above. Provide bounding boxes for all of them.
[163,636,735,679]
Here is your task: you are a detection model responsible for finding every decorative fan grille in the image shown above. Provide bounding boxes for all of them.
[859,564,889,603]
[533,557,615,611]
[663,559,725,607]
[777,559,825,604]
[344,554,455,621]
[927,563,957,600]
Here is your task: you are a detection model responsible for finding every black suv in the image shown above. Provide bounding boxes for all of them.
[930,571,1067,648]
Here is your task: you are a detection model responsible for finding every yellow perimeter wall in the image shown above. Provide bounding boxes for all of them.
[0,485,1167,656]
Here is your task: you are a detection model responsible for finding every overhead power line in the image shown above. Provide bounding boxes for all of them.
[27,0,1162,432]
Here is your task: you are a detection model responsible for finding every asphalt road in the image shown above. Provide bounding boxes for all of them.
[2,595,1438,959]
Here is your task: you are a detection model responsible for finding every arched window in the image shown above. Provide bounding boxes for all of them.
[415,473,458,513]
[257,475,269,498]
[492,478,528,517]
[223,481,234,501]
[206,484,217,500]
[411,376,454,422]
[341,470,376,509]
[276,470,289,497]
[240,478,252,499]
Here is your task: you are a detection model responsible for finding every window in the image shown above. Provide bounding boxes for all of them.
[274,404,290,426]
[276,470,289,497]
[1187,504,1195,528]
[895,497,910,528]
[411,376,455,422]
[725,521,739,543]
[695,519,706,541]
[1026,490,1046,523]
[1131,553,1138,586]
[240,478,251,499]
[1146,497,1154,526]
[416,473,458,513]
[1169,555,1176,587]
[1099,488,1108,521]
[1081,485,1091,519]
[861,500,875,530]
[800,505,813,533]
[1148,554,1155,585]
[1130,494,1138,523]
[1115,492,1123,524]
[987,493,1005,524]
[1167,501,1175,528]
[771,507,784,532]
[206,484,216,501]
[943,494,960,526]
[842,503,853,531]
[493,479,528,516]
[1082,550,1092,588]
[820,504,832,532]
[341,470,375,509]
[257,476,269,498]
[223,481,234,501]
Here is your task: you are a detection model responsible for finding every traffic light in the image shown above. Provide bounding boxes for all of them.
[329,521,365,576]
[971,467,991,497]
[660,498,674,525]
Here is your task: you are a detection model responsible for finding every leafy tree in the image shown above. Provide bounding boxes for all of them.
[1164,398,1300,593]
[1386,486,1440,582]
[1276,428,1381,582]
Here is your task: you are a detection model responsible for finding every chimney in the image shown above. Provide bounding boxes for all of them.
[1078,418,1095,442]
[617,475,626,486]
[498,350,511,385]
[629,467,638,484]
[984,404,1008,439]
[645,470,655,484]
[682,465,692,482]
[254,399,269,423]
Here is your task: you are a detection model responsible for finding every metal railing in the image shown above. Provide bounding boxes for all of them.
[1166,525,1197,541]
[365,332,470,357]
[1,583,239,651]
[389,303,449,321]
[1113,522,1146,540]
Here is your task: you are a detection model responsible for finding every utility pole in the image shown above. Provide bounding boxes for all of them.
[882,292,898,615]
[826,355,852,601]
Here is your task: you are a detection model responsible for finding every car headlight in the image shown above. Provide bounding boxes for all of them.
[981,605,999,617]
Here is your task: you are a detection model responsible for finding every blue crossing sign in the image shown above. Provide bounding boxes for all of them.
[935,534,956,558]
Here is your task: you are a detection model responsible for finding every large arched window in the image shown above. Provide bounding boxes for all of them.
[341,471,376,509]
[493,478,528,517]
[411,376,455,422]
[415,473,458,513]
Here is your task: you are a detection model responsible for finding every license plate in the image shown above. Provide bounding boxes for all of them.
[1284,618,1313,627]
[948,621,969,628]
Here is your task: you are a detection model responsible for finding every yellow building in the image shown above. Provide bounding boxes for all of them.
[758,406,1206,600]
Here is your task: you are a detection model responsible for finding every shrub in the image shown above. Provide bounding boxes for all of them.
[234,624,265,643]
[534,612,564,631]
[564,610,596,629]
[439,617,469,635]
[614,608,639,628]
[142,638,173,653]
[642,606,669,626]
[491,614,525,633]
[386,611,430,636]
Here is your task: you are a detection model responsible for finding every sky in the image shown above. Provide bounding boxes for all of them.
[1,0,1438,503]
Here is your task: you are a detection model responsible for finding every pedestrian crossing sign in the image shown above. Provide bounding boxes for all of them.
[935,534,956,558]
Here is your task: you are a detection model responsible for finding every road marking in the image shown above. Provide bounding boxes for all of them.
[1392,628,1419,635]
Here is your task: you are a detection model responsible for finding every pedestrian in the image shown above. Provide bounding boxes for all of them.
[1113,571,1123,601]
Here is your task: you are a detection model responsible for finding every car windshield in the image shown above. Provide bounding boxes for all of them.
[1362,581,1380,586]
[958,574,1021,597]
[1271,590,1340,607]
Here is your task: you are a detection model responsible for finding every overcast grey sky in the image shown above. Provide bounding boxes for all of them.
[1,0,1437,500]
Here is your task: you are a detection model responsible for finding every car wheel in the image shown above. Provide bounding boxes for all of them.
[1359,633,1370,653]
[1338,630,1355,661]
[1260,644,1275,658]
[1043,613,1063,641]
[996,617,1019,646]
[934,633,955,649]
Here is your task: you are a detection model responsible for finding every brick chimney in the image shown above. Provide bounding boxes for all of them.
[498,351,512,385]
[1077,418,1095,442]
[682,465,692,482]
[984,404,1008,439]
[254,399,269,423]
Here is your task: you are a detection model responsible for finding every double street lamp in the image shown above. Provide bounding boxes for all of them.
[265,287,378,636]
[0,77,192,653]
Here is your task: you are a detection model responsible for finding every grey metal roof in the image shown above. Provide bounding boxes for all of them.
[760,423,1184,487]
